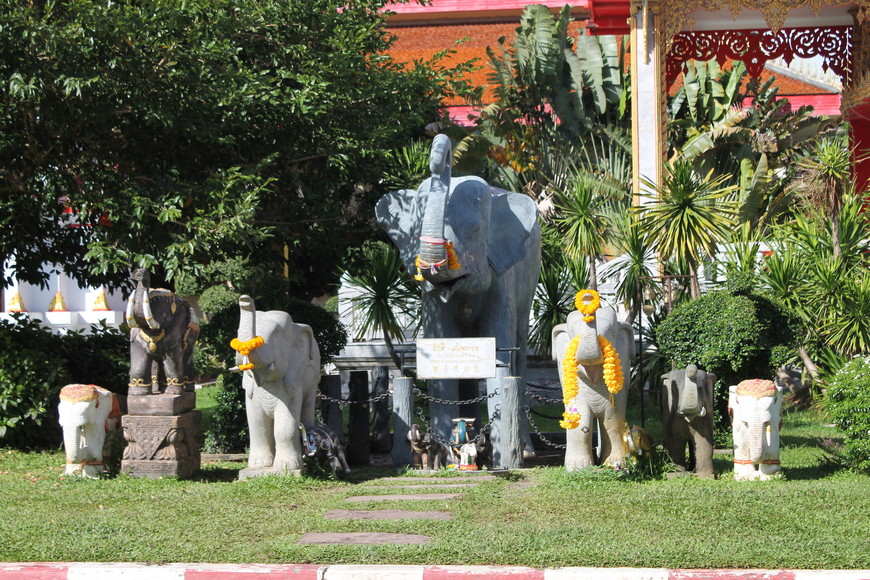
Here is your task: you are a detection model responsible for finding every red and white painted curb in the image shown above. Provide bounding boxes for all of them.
[0,564,868,580]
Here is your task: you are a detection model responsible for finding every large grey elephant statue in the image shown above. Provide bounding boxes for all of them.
[375,134,541,457]
[126,268,199,396]
[233,295,320,478]
[552,291,634,470]
[729,379,784,481]
[661,364,716,478]
[58,384,122,478]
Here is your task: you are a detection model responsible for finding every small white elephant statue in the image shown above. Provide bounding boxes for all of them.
[552,290,634,470]
[232,295,320,478]
[58,384,121,478]
[729,379,784,481]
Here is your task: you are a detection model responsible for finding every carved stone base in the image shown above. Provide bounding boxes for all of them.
[238,466,303,480]
[127,392,196,416]
[121,411,201,479]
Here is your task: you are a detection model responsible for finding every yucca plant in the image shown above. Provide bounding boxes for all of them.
[637,160,738,298]
[343,242,420,375]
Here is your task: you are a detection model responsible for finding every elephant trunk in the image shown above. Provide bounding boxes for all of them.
[63,424,84,463]
[574,314,604,366]
[238,295,257,340]
[748,410,771,462]
[127,269,159,330]
[419,135,453,271]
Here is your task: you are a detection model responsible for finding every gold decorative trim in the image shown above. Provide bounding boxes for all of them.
[638,0,868,53]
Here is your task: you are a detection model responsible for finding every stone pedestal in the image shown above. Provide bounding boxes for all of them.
[238,465,302,480]
[121,399,201,479]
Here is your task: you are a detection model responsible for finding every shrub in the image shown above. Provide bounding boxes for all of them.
[0,316,127,449]
[202,372,248,454]
[824,356,870,472]
[653,289,802,431]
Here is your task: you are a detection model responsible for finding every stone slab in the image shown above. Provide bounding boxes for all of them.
[364,483,480,490]
[238,466,303,480]
[297,532,431,545]
[324,509,452,520]
[345,493,463,502]
[388,475,497,482]
[127,392,196,416]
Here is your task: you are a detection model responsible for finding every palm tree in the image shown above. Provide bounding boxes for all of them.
[637,160,738,299]
[343,242,419,375]
[554,175,620,290]
[599,212,657,324]
[790,134,852,259]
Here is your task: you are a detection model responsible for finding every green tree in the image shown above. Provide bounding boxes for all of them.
[637,160,738,299]
[0,0,472,296]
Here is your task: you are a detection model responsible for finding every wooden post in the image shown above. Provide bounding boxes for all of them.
[370,366,391,453]
[319,374,344,442]
[346,370,370,466]
[498,376,524,469]
[391,376,414,468]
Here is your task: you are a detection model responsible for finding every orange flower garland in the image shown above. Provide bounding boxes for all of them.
[231,336,264,371]
[560,335,582,430]
[575,289,601,322]
[599,334,624,404]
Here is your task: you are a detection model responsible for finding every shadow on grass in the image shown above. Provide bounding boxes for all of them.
[195,465,241,483]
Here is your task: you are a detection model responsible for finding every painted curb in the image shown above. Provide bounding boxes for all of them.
[0,564,868,580]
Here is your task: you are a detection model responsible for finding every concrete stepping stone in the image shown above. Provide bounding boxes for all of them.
[387,475,496,482]
[362,483,480,490]
[345,493,463,502]
[324,509,452,520]
[298,532,431,545]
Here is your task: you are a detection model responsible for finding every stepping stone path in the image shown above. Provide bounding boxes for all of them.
[298,473,493,546]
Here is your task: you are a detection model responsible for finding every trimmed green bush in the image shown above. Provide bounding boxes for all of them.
[653,289,802,434]
[0,316,127,449]
[824,356,870,472]
[654,289,801,387]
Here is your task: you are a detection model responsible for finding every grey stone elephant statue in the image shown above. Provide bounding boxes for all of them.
[552,291,634,470]
[232,295,320,479]
[375,134,542,460]
[660,364,716,478]
[126,268,199,396]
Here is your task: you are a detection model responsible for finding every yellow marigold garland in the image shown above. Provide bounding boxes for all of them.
[599,334,624,405]
[560,336,582,430]
[575,289,601,322]
[230,336,264,356]
[231,336,264,371]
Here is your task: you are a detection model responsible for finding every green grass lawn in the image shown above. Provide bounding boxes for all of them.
[0,407,867,568]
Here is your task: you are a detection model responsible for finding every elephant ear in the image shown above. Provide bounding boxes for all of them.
[552,323,569,364]
[487,189,538,275]
[375,189,423,272]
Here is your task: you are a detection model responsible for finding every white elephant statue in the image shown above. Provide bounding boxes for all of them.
[232,295,320,478]
[729,379,784,481]
[58,384,121,478]
[552,290,634,470]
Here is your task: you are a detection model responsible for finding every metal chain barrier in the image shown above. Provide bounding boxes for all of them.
[412,395,501,448]
[525,390,564,405]
[524,405,567,449]
[529,382,563,391]
[318,389,392,406]
[413,387,499,406]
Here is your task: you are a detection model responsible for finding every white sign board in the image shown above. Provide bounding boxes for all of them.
[416,337,497,379]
